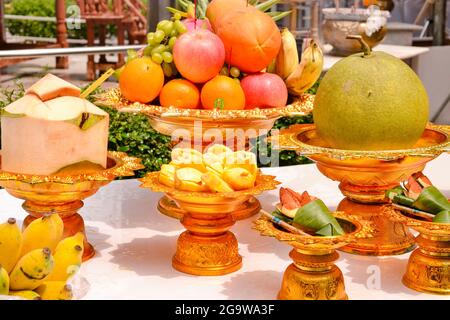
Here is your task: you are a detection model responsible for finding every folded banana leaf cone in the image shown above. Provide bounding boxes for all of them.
[386,173,450,223]
[275,187,345,236]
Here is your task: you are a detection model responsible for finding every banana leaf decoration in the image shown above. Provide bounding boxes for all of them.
[293,199,344,236]
[413,186,450,214]
[433,210,450,223]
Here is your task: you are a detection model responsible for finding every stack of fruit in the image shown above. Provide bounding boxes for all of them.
[116,0,323,110]
[0,215,84,300]
[158,145,259,192]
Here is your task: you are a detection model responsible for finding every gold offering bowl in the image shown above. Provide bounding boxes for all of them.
[95,89,313,221]
[0,152,143,261]
[322,8,390,56]
[386,208,450,295]
[254,212,373,300]
[275,124,450,256]
[140,172,280,276]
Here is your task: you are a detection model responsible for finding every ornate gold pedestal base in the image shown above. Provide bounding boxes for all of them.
[158,195,261,221]
[337,199,416,256]
[172,210,243,276]
[173,230,242,276]
[402,235,450,295]
[278,250,348,300]
[22,200,95,261]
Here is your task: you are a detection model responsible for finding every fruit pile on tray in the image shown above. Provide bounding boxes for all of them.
[115,0,322,110]
[158,145,259,192]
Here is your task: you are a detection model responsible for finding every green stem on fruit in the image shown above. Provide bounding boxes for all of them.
[346,35,371,56]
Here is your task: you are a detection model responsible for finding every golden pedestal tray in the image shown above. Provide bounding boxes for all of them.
[254,212,373,300]
[386,207,450,295]
[140,172,279,276]
[0,151,143,261]
[275,124,450,256]
[95,89,313,221]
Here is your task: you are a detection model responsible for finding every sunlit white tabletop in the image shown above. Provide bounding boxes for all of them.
[0,154,448,300]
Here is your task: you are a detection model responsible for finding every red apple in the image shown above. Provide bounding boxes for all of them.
[183,18,212,32]
[241,73,288,109]
[173,29,225,83]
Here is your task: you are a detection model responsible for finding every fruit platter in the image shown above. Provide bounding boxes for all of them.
[95,0,319,144]
[384,173,450,295]
[272,36,450,256]
[140,145,279,276]
[254,188,374,300]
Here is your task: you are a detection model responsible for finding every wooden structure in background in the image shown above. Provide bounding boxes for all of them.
[78,0,147,80]
[0,0,68,69]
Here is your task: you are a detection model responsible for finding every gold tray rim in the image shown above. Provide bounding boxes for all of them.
[253,212,375,247]
[0,151,144,185]
[275,123,450,160]
[140,171,280,198]
[94,88,314,121]
[384,206,450,233]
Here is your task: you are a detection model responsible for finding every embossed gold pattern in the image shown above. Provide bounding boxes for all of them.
[254,214,374,300]
[95,88,314,121]
[0,152,144,261]
[387,207,450,295]
[140,172,280,276]
[273,124,449,255]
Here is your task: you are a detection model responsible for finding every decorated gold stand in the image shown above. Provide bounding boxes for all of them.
[275,124,450,256]
[140,171,279,276]
[386,207,450,295]
[254,212,373,300]
[0,151,143,261]
[95,89,313,221]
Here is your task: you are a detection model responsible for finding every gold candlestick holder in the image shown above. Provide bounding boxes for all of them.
[95,89,312,221]
[254,212,374,300]
[274,124,449,256]
[0,151,143,261]
[140,171,279,276]
[386,207,450,295]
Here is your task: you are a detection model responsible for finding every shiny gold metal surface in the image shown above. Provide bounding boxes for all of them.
[95,88,314,138]
[157,195,261,221]
[141,172,279,276]
[274,124,449,256]
[387,208,450,295]
[0,152,144,261]
[254,213,374,299]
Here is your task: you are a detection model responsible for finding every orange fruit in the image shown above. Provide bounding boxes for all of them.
[119,57,164,103]
[159,79,200,109]
[200,75,245,110]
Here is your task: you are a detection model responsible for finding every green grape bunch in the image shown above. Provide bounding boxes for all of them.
[142,13,188,77]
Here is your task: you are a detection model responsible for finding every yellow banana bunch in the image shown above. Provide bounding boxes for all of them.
[0,266,10,295]
[21,214,64,257]
[0,217,82,300]
[285,39,324,96]
[8,290,41,300]
[0,218,22,273]
[47,233,84,281]
[276,28,299,80]
[35,282,73,300]
[9,248,54,291]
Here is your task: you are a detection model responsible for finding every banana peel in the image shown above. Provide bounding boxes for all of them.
[276,28,299,80]
[285,39,323,96]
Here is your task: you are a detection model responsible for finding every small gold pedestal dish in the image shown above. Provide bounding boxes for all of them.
[387,208,450,295]
[0,152,143,261]
[254,213,373,300]
[95,90,313,221]
[140,172,279,276]
[275,124,449,256]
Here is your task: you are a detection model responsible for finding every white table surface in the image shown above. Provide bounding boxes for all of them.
[0,154,448,300]
[324,44,430,71]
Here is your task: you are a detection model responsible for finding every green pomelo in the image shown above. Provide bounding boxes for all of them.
[313,51,429,150]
